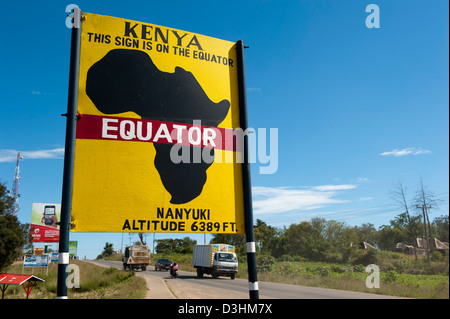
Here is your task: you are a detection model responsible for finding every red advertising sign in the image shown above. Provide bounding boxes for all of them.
[30,203,60,243]
[30,225,59,243]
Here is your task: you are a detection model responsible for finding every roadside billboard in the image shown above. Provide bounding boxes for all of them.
[69,241,78,258]
[71,13,245,234]
[50,252,59,263]
[23,254,49,268]
[30,203,61,242]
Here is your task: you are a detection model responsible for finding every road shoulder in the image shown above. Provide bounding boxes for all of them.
[87,260,175,299]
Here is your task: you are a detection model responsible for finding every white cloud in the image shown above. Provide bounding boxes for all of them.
[0,148,64,162]
[380,148,431,157]
[359,197,374,201]
[252,185,356,216]
[311,184,357,191]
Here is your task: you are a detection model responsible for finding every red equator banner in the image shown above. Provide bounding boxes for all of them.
[76,114,240,151]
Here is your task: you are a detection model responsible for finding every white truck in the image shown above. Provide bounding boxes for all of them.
[192,244,238,279]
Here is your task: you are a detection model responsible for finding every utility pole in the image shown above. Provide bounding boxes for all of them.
[417,205,432,265]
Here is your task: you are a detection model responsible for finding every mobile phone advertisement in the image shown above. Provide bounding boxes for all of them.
[30,203,61,242]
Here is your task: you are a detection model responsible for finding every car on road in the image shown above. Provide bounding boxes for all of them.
[155,258,172,271]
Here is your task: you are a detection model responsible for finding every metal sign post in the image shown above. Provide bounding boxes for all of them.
[57,6,81,299]
[236,40,259,299]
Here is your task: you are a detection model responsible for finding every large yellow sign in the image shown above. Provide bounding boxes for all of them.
[71,13,244,233]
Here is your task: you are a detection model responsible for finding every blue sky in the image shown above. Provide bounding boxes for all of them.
[0,0,448,259]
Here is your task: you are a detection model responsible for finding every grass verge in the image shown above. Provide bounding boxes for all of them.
[3,259,147,299]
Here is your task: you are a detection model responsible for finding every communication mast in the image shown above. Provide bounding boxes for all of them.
[10,152,23,216]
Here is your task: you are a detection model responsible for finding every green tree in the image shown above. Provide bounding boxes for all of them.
[375,225,407,251]
[155,237,197,254]
[354,223,377,245]
[254,219,279,254]
[282,221,331,261]
[0,182,31,271]
[433,215,449,242]
[102,242,114,257]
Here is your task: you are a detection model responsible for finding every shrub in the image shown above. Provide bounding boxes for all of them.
[431,251,444,262]
[280,255,294,262]
[256,254,276,272]
[383,270,399,283]
[353,264,365,273]
[351,249,378,266]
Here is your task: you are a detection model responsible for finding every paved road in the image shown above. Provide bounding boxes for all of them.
[92,260,402,299]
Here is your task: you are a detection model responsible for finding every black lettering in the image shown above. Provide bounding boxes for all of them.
[200,209,206,220]
[122,219,131,230]
[155,27,169,43]
[172,31,188,46]
[186,35,203,51]
[184,208,191,219]
[142,40,152,50]
[175,208,183,219]
[166,208,174,219]
[152,220,159,230]
[156,43,169,53]
[157,207,164,218]
[141,24,153,40]
[124,22,138,38]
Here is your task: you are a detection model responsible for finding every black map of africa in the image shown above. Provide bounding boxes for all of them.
[86,49,230,204]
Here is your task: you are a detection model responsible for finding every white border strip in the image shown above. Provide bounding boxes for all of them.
[246,242,256,253]
[249,281,259,291]
[58,252,69,264]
